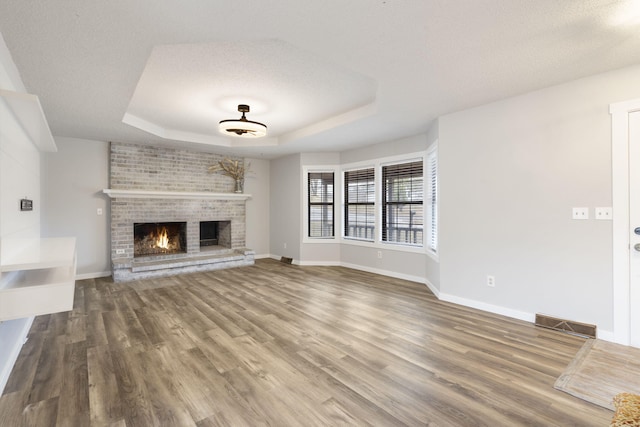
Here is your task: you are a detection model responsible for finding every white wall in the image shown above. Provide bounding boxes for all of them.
[0,31,39,393]
[0,101,41,242]
[40,143,273,274]
[41,137,110,277]
[270,154,301,260]
[300,152,341,265]
[339,134,433,284]
[245,157,270,257]
[438,64,640,336]
[0,98,41,394]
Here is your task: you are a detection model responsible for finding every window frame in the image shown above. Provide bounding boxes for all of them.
[343,166,376,242]
[339,151,429,254]
[381,159,424,247]
[302,166,339,244]
[307,171,335,239]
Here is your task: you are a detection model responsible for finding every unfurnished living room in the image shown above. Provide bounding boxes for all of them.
[1,1,640,426]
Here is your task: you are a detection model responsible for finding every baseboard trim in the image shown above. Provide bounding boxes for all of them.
[0,316,34,395]
[438,293,535,323]
[255,258,617,343]
[339,262,426,286]
[297,260,341,267]
[75,271,111,280]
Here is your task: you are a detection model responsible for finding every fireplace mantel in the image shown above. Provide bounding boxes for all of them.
[102,189,251,200]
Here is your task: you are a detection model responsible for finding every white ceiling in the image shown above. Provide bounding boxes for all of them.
[1,0,639,159]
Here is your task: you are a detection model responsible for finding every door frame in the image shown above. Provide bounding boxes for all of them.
[611,98,640,346]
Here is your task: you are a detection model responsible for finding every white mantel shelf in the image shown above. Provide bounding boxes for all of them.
[102,189,252,200]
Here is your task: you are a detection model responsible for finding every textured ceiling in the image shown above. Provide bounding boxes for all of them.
[123,40,377,148]
[0,0,639,158]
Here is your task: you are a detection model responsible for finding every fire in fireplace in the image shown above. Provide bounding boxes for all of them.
[134,222,187,257]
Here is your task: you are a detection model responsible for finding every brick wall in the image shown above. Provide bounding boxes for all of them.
[110,142,238,192]
[109,142,246,261]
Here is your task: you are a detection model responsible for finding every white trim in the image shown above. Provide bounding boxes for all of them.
[297,260,342,267]
[439,293,534,323]
[281,259,621,342]
[340,238,425,254]
[301,165,339,244]
[340,261,427,286]
[341,151,427,251]
[75,271,111,280]
[610,98,640,345]
[102,189,251,200]
[0,316,34,395]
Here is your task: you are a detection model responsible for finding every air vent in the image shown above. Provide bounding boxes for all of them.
[535,314,596,338]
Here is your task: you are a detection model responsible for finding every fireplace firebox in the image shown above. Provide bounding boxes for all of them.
[134,222,187,257]
[200,221,219,247]
[199,220,231,249]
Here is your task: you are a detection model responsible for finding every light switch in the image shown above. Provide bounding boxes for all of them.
[595,207,612,220]
[572,207,589,220]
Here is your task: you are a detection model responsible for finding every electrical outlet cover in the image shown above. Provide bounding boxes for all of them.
[595,207,612,220]
[572,207,589,220]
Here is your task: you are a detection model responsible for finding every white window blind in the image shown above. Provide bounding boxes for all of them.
[426,148,438,252]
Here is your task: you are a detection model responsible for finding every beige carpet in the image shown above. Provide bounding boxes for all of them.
[555,339,640,410]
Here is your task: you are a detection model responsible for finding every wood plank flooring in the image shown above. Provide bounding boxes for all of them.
[555,339,640,410]
[0,259,613,426]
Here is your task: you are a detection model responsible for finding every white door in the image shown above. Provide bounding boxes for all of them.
[612,99,640,347]
[629,110,640,348]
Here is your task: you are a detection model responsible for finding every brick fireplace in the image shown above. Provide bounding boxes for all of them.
[105,142,254,282]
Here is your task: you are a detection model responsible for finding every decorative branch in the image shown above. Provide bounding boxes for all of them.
[208,158,250,181]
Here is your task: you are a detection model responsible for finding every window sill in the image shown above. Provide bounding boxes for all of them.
[302,237,338,244]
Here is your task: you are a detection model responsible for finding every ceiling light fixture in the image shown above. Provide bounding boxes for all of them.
[219,104,267,138]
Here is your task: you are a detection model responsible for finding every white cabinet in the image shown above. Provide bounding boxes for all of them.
[0,238,76,321]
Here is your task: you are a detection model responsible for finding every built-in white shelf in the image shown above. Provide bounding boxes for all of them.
[0,89,56,152]
[102,189,251,200]
[0,238,76,321]
[1,238,76,272]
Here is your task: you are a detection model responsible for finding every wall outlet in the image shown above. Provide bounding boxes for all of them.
[377,250,382,259]
[116,249,125,255]
[487,275,495,287]
[595,207,612,220]
[97,208,103,215]
[572,207,589,220]
[284,242,287,249]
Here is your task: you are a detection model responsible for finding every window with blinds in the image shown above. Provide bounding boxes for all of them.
[426,147,438,252]
[308,172,334,238]
[344,168,375,240]
[382,160,423,245]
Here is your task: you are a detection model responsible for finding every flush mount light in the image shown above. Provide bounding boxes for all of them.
[219,104,267,138]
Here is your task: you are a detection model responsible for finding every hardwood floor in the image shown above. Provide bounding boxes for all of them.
[0,259,612,426]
